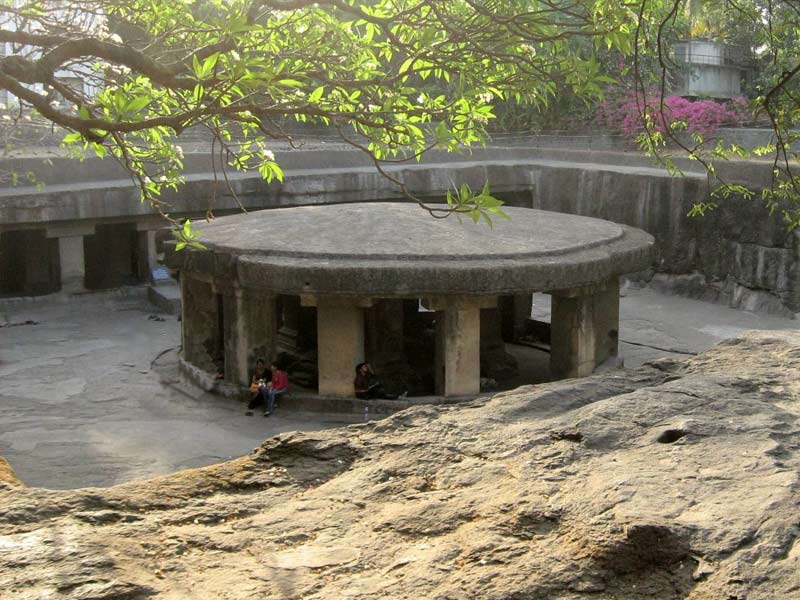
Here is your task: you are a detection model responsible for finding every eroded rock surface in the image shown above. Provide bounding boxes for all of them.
[2,331,800,599]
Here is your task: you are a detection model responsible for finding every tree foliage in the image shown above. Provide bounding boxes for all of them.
[0,0,639,240]
[631,0,800,228]
[7,1,800,232]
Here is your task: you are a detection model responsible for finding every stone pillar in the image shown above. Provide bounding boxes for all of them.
[180,274,222,372]
[788,229,800,312]
[47,225,94,294]
[512,293,533,339]
[592,279,620,367]
[429,297,494,397]
[57,236,85,293]
[180,274,189,356]
[222,288,278,386]
[364,299,413,392]
[550,277,620,380]
[222,287,245,385]
[305,296,369,397]
[136,229,158,282]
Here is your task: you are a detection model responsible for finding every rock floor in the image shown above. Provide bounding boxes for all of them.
[0,286,798,490]
[0,292,357,489]
[2,330,800,598]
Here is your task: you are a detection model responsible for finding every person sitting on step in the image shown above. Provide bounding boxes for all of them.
[264,360,289,417]
[354,362,404,400]
[245,358,271,416]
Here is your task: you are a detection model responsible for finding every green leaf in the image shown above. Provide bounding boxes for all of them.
[399,57,414,75]
[126,97,150,113]
[202,53,220,76]
[309,86,325,103]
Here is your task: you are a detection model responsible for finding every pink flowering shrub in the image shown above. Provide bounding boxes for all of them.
[596,90,749,139]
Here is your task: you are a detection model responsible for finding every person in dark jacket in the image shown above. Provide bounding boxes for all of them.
[354,362,401,399]
[245,358,271,415]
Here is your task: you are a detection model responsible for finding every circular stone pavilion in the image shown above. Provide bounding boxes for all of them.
[167,202,654,398]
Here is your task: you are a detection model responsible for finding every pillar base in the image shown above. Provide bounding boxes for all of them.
[549,278,620,380]
[431,297,492,397]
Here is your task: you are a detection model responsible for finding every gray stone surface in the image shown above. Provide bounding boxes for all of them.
[2,330,800,598]
[2,289,798,491]
[197,203,627,259]
[146,282,181,315]
[0,295,356,489]
[170,203,654,296]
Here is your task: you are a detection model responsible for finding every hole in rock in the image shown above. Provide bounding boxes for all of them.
[657,429,688,444]
[549,429,583,443]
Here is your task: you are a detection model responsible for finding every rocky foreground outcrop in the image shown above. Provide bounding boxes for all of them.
[2,332,800,599]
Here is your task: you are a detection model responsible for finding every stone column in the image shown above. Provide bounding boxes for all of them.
[550,277,620,380]
[480,307,518,381]
[58,236,85,293]
[180,274,221,372]
[364,299,414,392]
[136,229,159,282]
[222,287,278,386]
[512,293,533,339]
[592,279,621,367]
[47,225,95,294]
[788,229,800,312]
[222,287,245,385]
[429,297,494,397]
[180,274,189,357]
[305,296,370,397]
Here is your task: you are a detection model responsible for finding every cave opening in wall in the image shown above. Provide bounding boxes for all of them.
[83,223,141,289]
[275,294,319,390]
[0,229,60,296]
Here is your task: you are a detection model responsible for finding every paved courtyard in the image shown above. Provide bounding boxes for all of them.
[0,291,357,489]
[1,287,798,490]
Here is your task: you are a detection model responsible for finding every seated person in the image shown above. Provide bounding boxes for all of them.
[264,361,289,417]
[354,362,401,400]
[245,358,271,415]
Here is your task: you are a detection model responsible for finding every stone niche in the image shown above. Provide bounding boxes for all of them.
[84,223,141,290]
[0,229,60,296]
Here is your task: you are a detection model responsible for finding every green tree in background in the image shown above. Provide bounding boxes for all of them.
[0,0,638,237]
[6,1,800,232]
[632,0,800,227]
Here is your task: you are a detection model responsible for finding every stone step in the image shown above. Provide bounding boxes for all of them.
[148,282,181,315]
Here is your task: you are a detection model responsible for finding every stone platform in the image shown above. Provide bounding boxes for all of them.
[172,203,653,296]
[168,203,654,397]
